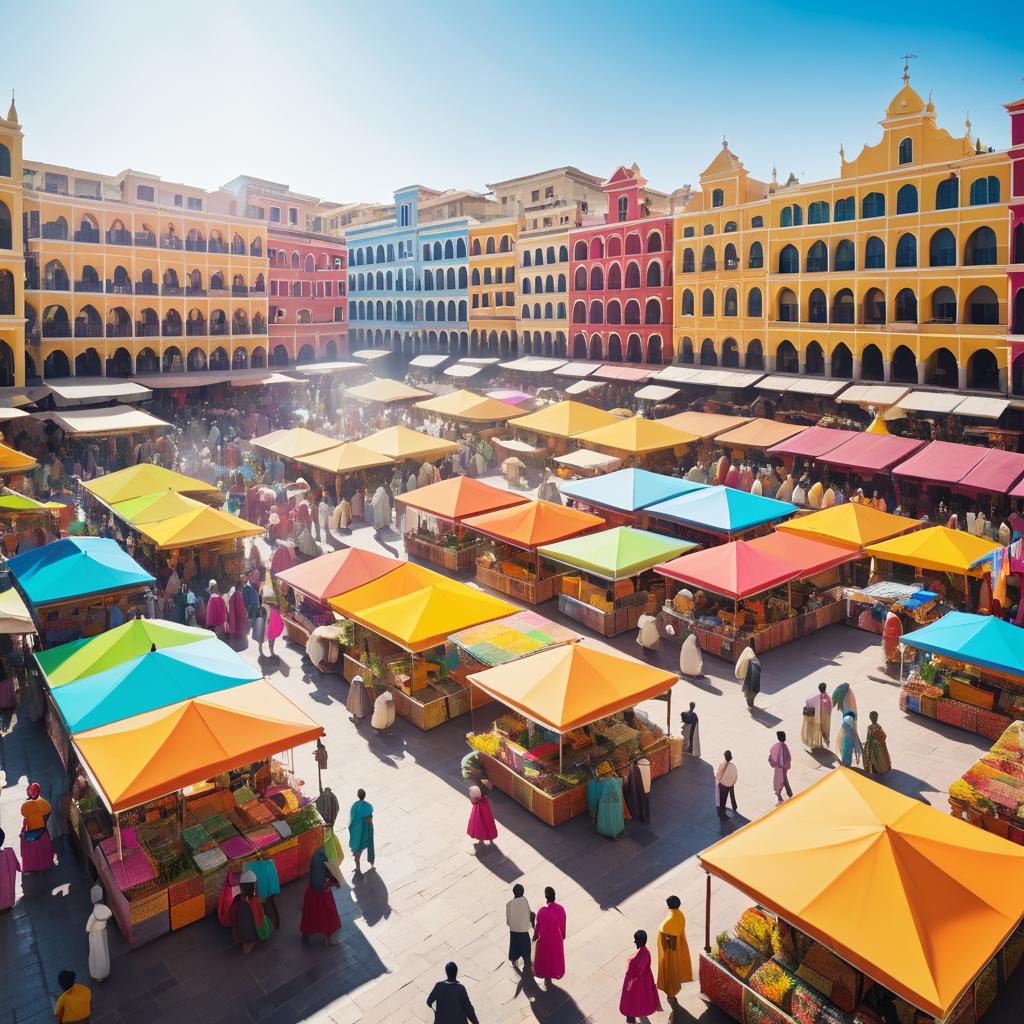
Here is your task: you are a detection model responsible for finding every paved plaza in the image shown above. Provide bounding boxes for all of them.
[2,494,1023,1024]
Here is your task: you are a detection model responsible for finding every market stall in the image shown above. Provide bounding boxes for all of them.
[654,533,855,658]
[574,416,697,471]
[699,768,1024,1024]
[413,389,523,425]
[355,424,459,465]
[329,561,516,729]
[396,476,528,571]
[345,378,430,406]
[815,432,927,495]
[70,679,326,948]
[712,418,807,458]
[508,400,620,457]
[645,485,797,545]
[0,493,67,552]
[538,527,695,636]
[8,537,155,647]
[250,426,339,465]
[899,611,1024,742]
[0,440,38,478]
[656,411,751,441]
[83,464,223,507]
[552,449,623,479]
[290,441,394,492]
[949,721,1024,839]
[466,640,681,826]
[559,468,706,529]
[462,499,606,605]
[766,425,860,466]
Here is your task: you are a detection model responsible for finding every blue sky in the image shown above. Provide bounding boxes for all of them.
[4,0,1020,204]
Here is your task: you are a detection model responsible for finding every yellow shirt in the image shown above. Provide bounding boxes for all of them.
[55,983,91,1022]
[21,797,51,832]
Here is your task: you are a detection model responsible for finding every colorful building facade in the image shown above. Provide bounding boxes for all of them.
[0,97,24,385]
[1008,95,1024,393]
[468,219,518,357]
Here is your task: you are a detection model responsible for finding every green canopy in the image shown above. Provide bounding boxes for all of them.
[538,526,697,581]
[0,494,64,512]
[36,618,211,688]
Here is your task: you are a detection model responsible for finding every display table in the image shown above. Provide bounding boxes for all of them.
[949,721,1024,842]
[475,560,563,605]
[405,533,487,572]
[557,592,647,637]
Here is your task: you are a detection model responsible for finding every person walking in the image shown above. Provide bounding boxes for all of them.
[619,930,662,1022]
[466,785,498,844]
[346,673,371,720]
[768,731,793,802]
[836,711,863,768]
[715,751,738,818]
[505,883,534,973]
[0,828,20,915]
[426,962,479,1024]
[863,711,892,775]
[679,633,703,678]
[736,646,761,710]
[832,682,857,720]
[299,848,341,946]
[533,886,567,987]
[635,613,660,660]
[348,789,374,874]
[680,702,701,757]
[229,870,272,954]
[21,782,54,872]
[85,886,111,981]
[802,682,832,750]
[54,970,91,1023]
[657,895,693,1005]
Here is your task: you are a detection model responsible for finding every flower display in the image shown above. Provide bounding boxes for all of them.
[749,960,798,1012]
[737,906,777,957]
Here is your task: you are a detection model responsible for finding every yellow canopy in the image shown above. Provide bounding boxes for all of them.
[84,464,221,505]
[329,561,452,617]
[345,378,430,404]
[467,639,675,733]
[866,413,890,435]
[0,442,38,474]
[776,503,920,551]
[250,427,339,460]
[133,503,263,550]
[865,525,1000,576]
[415,389,523,422]
[358,425,459,462]
[298,442,395,475]
[510,400,620,439]
[575,415,696,454]
[700,768,1024,1019]
[111,490,202,526]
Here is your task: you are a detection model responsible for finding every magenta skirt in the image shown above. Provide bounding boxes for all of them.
[467,797,498,841]
[300,886,341,937]
[21,829,54,872]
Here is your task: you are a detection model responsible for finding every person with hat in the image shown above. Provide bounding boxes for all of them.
[229,870,271,954]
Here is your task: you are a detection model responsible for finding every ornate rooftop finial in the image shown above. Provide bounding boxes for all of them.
[6,90,17,125]
[901,52,917,84]
[839,144,846,161]
[722,134,728,149]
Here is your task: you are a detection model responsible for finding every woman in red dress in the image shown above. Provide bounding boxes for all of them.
[300,846,341,945]
[466,785,497,843]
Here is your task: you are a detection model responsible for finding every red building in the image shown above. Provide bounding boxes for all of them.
[568,165,673,364]
[1009,96,1024,393]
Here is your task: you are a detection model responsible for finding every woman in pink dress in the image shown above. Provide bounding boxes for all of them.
[466,785,497,843]
[0,827,21,913]
[619,930,662,1022]
[533,886,566,985]
[266,605,284,658]
[205,581,228,638]
[227,581,248,643]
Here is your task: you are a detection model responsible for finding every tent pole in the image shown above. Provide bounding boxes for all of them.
[667,687,672,736]
[704,873,712,953]
[559,739,563,776]
[115,813,123,863]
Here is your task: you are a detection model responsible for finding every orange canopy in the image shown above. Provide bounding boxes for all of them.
[73,680,324,812]
[463,499,605,550]
[274,546,401,603]
[714,417,806,450]
[0,442,38,475]
[468,639,675,732]
[396,476,529,522]
[700,769,1024,1019]
[328,561,454,617]
[747,531,858,575]
[657,411,750,440]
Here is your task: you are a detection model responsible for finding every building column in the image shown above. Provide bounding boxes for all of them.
[852,358,862,380]
[882,360,891,383]
[916,363,927,386]
[957,366,968,391]
[999,364,1009,395]
[797,359,806,376]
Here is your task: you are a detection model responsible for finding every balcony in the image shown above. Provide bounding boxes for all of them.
[74,325,104,339]
[136,323,160,337]
[251,285,265,294]
[162,324,183,337]
[186,286,208,297]
[161,285,183,297]
[106,281,133,295]
[74,228,101,244]
[41,224,69,241]
[74,280,103,293]
[25,272,40,290]
[135,282,158,296]
[106,324,133,338]
[778,304,799,323]
[252,324,267,335]
[106,230,132,246]
[231,243,246,256]
[210,324,228,336]
[186,323,207,337]
[231,286,248,296]
[185,239,208,253]
[209,285,229,295]
[43,324,71,338]
[160,235,183,251]
[135,232,156,247]
[208,241,229,255]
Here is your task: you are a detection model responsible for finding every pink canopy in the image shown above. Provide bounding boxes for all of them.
[655,540,797,600]
[819,434,926,475]
[487,390,533,405]
[958,449,1024,497]
[767,426,859,460]
[893,441,988,488]
[748,532,858,576]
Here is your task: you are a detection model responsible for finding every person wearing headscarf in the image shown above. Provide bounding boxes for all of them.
[634,613,660,658]
[348,789,374,873]
[86,885,112,981]
[227,580,248,643]
[881,611,902,663]
[679,702,700,757]
[0,828,20,914]
[768,730,793,802]
[863,711,892,775]
[229,869,270,954]
[205,580,228,637]
[657,895,693,1003]
[299,846,342,946]
[619,929,661,1022]
[20,783,54,872]
[624,761,649,825]
[596,770,625,838]
[836,711,863,768]
[802,682,832,750]
[346,673,371,720]
[466,784,498,844]
[831,682,857,718]
[371,486,392,531]
[679,633,702,678]
[735,645,760,710]
[532,887,567,985]
[371,689,395,731]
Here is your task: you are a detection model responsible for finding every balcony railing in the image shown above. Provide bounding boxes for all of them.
[210,324,228,336]
[136,323,160,337]
[135,282,158,295]
[832,307,855,324]
[162,324,183,337]
[161,285,183,296]
[106,324,132,338]
[186,323,207,336]
[135,232,156,247]
[231,243,246,256]
[252,324,267,334]
[186,286,207,297]
[75,280,103,293]
[43,324,71,338]
[106,281,133,295]
[231,286,248,296]
[160,236,183,250]
[208,241,229,254]
[209,286,229,295]
[74,229,101,244]
[74,325,104,338]
[778,304,799,322]
[185,239,208,253]
[106,230,132,246]
[42,224,69,241]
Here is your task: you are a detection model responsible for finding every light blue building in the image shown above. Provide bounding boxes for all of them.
[346,186,485,357]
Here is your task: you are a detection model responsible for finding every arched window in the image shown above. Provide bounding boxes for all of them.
[703,224,714,236]
[699,338,717,366]
[573,240,587,260]
[572,268,585,291]
[832,289,854,324]
[929,228,956,267]
[863,287,886,325]
[701,289,715,316]
[624,299,641,325]
[590,236,604,259]
[778,245,799,274]
[471,238,481,256]
[646,231,662,253]
[747,288,762,318]
[471,268,480,286]
[777,288,797,322]
[896,184,918,215]
[931,286,957,323]
[723,243,738,269]
[806,241,828,272]
[965,286,999,325]
[834,239,855,271]
[617,196,629,222]
[969,175,1001,206]
[711,188,724,208]
[625,262,641,288]
[745,338,764,370]
[862,192,885,218]
[807,201,830,225]
[747,241,763,269]
[833,196,855,222]
[644,299,661,324]
[808,288,827,323]
[589,300,603,324]
[590,265,604,290]
[775,340,799,374]
[895,288,918,323]
[864,236,885,270]
[681,290,694,316]
[681,248,695,273]
[607,300,621,324]
[0,143,10,178]
[607,236,622,258]
[780,206,792,228]
[572,301,586,324]
[895,233,917,268]
[724,221,737,233]
[607,264,621,289]
[898,137,913,165]
[935,177,959,210]
[805,341,825,376]
[701,245,716,271]
[646,261,662,287]
[964,226,997,266]
[625,233,642,255]
[723,288,738,317]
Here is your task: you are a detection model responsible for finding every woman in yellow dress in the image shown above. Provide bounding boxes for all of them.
[657,895,693,1004]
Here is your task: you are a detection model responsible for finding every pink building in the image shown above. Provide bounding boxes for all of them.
[567,165,673,364]
[1008,96,1024,393]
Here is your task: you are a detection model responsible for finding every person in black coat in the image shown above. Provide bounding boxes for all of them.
[426,962,479,1024]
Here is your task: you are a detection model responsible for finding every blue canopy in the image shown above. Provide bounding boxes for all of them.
[8,537,154,607]
[900,611,1024,679]
[49,636,263,733]
[645,486,797,536]
[559,468,706,514]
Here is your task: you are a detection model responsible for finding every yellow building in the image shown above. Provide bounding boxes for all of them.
[0,96,25,386]
[515,227,571,358]
[468,219,518,357]
[673,72,1011,392]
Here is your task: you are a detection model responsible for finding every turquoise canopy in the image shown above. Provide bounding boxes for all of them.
[8,537,154,606]
[48,636,262,733]
[559,468,706,513]
[645,485,796,536]
[900,611,1024,679]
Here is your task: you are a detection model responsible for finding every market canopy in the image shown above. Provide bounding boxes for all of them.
[818,433,926,475]
[449,610,579,668]
[9,538,154,607]
[298,442,394,475]
[487,389,533,406]
[37,619,211,688]
[468,640,675,733]
[865,526,1000,576]
[48,636,263,733]
[551,449,622,473]
[900,611,1024,679]
[699,768,1024,1020]
[892,440,988,488]
[250,427,339,461]
[396,476,528,522]
[539,527,696,580]
[559,468,706,514]
[957,448,1024,496]
[45,379,152,405]
[509,400,620,439]
[0,494,64,513]
[747,532,859,576]
[656,411,751,440]
[131,502,263,550]
[0,588,35,634]
[0,442,38,474]
[463,499,605,550]
[110,490,203,526]
[44,406,170,436]
[575,416,696,454]
[414,389,522,422]
[84,464,221,506]
[767,426,860,460]
[73,680,324,812]
[714,418,806,451]
[275,546,401,603]
[345,378,430,404]
[357,425,459,462]
[776,503,920,551]
[328,561,451,618]
[655,540,798,599]
[646,486,796,536]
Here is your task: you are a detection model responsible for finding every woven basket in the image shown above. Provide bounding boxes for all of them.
[129,887,168,925]
[168,872,203,907]
[129,910,169,948]
[170,894,206,931]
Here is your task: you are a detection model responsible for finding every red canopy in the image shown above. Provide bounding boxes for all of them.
[958,449,1024,497]
[274,547,400,603]
[655,540,796,600]
[819,433,925,474]
[768,426,859,460]
[748,531,858,575]
[893,441,987,488]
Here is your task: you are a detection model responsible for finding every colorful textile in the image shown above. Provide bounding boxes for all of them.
[619,944,662,1016]
[657,908,693,996]
[466,791,498,841]
[533,901,567,980]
